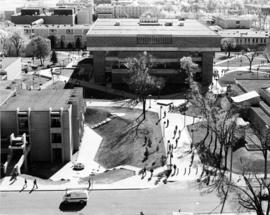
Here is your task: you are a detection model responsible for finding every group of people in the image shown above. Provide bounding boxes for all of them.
[22,178,38,190]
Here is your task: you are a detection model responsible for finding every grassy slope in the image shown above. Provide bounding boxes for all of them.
[85,107,165,170]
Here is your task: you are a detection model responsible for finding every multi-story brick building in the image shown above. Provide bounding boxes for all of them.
[0,88,85,164]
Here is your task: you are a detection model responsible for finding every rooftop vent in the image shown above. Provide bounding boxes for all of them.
[178,22,184,26]
[165,22,173,26]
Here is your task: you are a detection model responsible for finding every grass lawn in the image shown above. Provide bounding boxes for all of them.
[219,70,270,86]
[216,54,266,68]
[85,107,166,170]
[79,168,135,184]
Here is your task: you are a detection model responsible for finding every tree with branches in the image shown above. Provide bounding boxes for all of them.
[8,30,27,57]
[242,46,262,72]
[25,36,51,66]
[221,38,237,58]
[125,52,165,120]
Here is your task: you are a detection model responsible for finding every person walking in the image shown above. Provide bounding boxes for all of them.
[33,179,38,189]
[23,179,27,189]
[88,176,92,190]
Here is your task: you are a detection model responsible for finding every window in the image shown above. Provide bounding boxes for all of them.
[66,29,73,34]
[51,116,61,127]
[18,118,28,131]
[236,21,240,24]
[49,29,57,33]
[51,133,62,143]
[137,35,172,44]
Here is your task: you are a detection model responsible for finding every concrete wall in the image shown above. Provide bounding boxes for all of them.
[216,17,252,29]
[93,51,106,84]
[62,109,72,162]
[202,52,214,85]
[6,58,21,80]
[87,35,221,49]
[77,8,92,24]
[30,111,50,162]
[248,107,270,135]
[0,111,17,138]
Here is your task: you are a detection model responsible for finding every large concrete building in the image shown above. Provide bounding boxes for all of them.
[86,18,221,88]
[0,88,85,164]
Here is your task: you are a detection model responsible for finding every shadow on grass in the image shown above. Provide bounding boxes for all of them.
[59,201,86,212]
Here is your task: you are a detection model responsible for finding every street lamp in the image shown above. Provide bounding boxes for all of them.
[160,105,163,119]
[163,121,166,141]
[149,94,152,109]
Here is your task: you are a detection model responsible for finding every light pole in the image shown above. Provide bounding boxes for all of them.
[160,105,163,119]
[163,121,166,142]
[149,94,152,109]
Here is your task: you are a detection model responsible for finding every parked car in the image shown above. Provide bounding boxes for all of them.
[63,189,89,204]
[73,162,85,171]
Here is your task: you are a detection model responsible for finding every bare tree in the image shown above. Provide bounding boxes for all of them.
[125,52,165,121]
[9,31,26,57]
[242,47,262,72]
[221,38,237,58]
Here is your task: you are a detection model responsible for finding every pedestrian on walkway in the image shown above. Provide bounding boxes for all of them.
[144,136,147,144]
[147,138,152,148]
[163,111,166,119]
[88,177,91,190]
[33,179,38,189]
[23,178,27,189]
[174,139,178,149]
[166,119,169,128]
[173,164,177,175]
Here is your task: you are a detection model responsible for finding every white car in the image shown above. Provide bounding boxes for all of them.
[63,189,89,204]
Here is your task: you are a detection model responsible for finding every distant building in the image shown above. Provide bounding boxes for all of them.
[0,88,85,163]
[0,58,21,81]
[218,29,270,49]
[87,18,221,88]
[214,16,252,29]
[95,4,158,18]
[6,24,91,49]
[4,10,15,21]
[11,7,77,25]
[95,4,114,18]
[94,0,112,5]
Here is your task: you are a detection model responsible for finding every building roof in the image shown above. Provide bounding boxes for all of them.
[87,18,219,37]
[0,89,76,111]
[2,58,20,69]
[218,29,269,38]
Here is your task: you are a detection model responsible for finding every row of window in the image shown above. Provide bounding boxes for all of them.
[24,29,89,35]
[137,35,173,44]
[236,37,267,45]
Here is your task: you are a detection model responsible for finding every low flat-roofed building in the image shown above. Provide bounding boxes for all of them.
[218,29,269,48]
[87,18,221,88]
[0,57,21,81]
[214,16,252,29]
[0,88,85,163]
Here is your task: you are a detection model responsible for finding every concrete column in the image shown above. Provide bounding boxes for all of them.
[202,52,214,85]
[93,51,106,84]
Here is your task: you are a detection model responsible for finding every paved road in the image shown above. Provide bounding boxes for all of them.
[0,181,234,215]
